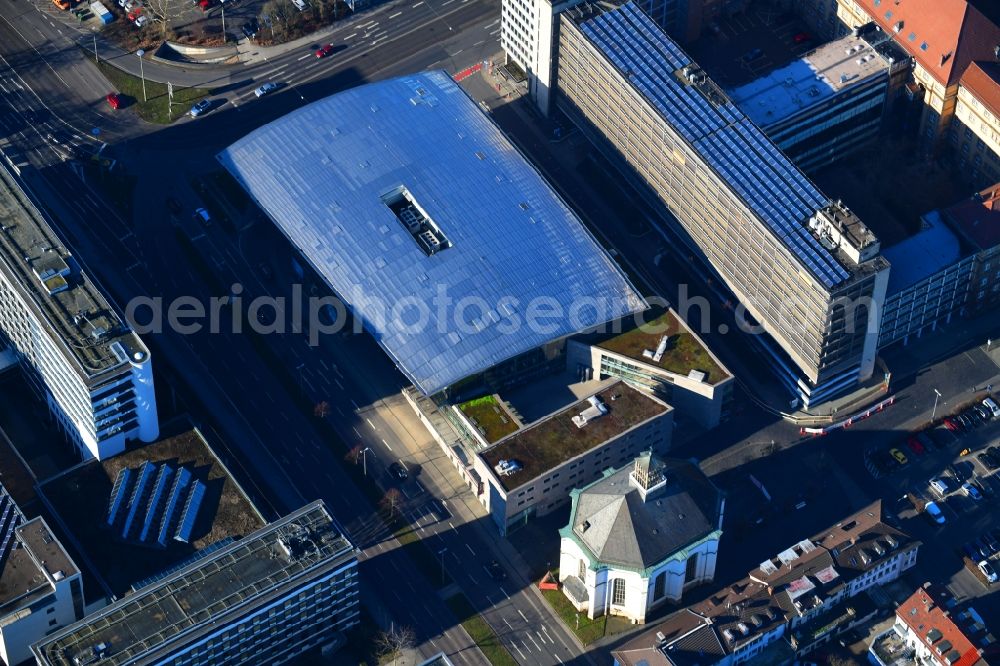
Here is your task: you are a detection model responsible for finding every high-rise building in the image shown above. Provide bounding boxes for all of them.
[555,1,890,406]
[33,501,359,666]
[0,163,158,460]
[0,484,84,666]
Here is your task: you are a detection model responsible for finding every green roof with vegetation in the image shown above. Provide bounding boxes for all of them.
[597,311,727,383]
[480,382,667,491]
[458,395,519,443]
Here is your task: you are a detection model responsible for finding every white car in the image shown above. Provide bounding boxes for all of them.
[291,0,307,9]
[254,82,278,98]
[984,397,1000,418]
[979,560,998,583]
[134,14,147,27]
[929,478,948,496]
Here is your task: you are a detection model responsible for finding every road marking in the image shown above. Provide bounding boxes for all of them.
[382,438,392,451]
[465,543,474,555]
[372,35,389,45]
[449,521,456,531]
[536,630,548,644]
[368,20,379,27]
[353,426,362,438]
[474,39,484,46]
[508,640,526,661]
[518,609,528,623]
[528,633,541,651]
[450,49,463,56]
[412,1,424,5]
[366,417,375,429]
[335,378,344,390]
[297,53,311,61]
[351,399,359,410]
[500,585,510,599]
[389,11,402,18]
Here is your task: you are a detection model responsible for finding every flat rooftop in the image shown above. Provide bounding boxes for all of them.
[480,380,669,491]
[38,428,265,595]
[941,182,1000,251]
[565,1,876,288]
[729,33,893,127]
[34,502,356,666]
[457,395,520,444]
[0,517,78,616]
[218,71,646,396]
[882,210,965,294]
[592,310,728,384]
[0,163,148,384]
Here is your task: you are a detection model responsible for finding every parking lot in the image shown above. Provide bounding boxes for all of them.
[686,5,816,88]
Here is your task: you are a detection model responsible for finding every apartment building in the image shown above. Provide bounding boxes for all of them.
[0,163,158,461]
[0,484,84,666]
[951,62,1000,190]
[33,501,359,666]
[556,1,889,407]
[871,584,999,666]
[612,501,919,666]
[941,182,1000,314]
[728,27,910,172]
[472,379,673,535]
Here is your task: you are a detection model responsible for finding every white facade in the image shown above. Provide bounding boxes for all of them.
[559,530,719,623]
[0,165,158,461]
[501,0,581,114]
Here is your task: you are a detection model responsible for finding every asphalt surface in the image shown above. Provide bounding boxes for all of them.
[0,0,594,663]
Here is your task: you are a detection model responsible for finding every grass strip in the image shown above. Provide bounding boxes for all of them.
[540,587,607,645]
[444,593,519,666]
[94,57,210,124]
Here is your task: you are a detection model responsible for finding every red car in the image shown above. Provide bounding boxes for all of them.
[793,32,812,44]
[106,93,122,110]
[906,435,926,456]
[198,0,210,9]
[943,417,961,431]
[315,43,334,58]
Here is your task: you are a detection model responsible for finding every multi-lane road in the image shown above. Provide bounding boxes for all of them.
[0,0,595,663]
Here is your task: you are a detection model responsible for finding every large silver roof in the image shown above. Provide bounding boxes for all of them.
[219,72,645,395]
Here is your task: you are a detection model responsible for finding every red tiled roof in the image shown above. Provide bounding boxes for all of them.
[961,61,1000,120]
[853,0,1000,86]
[941,181,1000,250]
[896,587,982,666]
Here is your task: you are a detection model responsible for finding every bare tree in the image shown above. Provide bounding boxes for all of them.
[314,400,331,418]
[374,625,415,665]
[142,0,182,37]
[380,488,403,520]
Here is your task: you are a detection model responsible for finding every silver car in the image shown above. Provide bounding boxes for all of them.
[254,82,278,98]
[189,100,211,117]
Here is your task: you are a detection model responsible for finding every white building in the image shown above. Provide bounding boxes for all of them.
[559,453,724,624]
[0,163,158,461]
[0,488,84,666]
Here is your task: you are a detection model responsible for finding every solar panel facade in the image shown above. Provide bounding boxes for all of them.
[218,72,646,396]
[556,2,888,391]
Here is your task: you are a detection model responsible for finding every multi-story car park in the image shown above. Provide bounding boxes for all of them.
[0,163,157,461]
[555,0,889,407]
[727,27,911,173]
[33,501,358,666]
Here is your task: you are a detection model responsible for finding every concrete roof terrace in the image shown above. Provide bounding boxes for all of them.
[0,163,148,384]
[480,380,670,491]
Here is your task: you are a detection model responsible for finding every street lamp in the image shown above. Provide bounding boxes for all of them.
[931,388,942,421]
[136,49,147,101]
[356,446,371,477]
[437,547,448,584]
[220,3,227,41]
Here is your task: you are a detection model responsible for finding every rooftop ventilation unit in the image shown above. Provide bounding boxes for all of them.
[494,459,522,477]
[572,396,609,428]
[642,335,670,363]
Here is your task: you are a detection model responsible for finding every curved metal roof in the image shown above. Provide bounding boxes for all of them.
[218,72,645,395]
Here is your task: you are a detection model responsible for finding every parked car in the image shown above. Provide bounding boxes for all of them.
[906,435,926,456]
[198,0,210,9]
[963,542,980,560]
[133,14,147,27]
[890,448,908,465]
[742,47,764,62]
[189,99,212,117]
[980,560,998,584]
[242,19,258,39]
[193,207,211,225]
[487,560,507,581]
[930,427,955,448]
[924,501,946,524]
[978,452,1000,471]
[291,0,307,9]
[975,537,992,559]
[315,43,335,58]
[943,417,962,432]
[989,445,1000,458]
[929,478,949,496]
[793,31,812,44]
[388,462,408,481]
[973,404,992,421]
[962,481,983,501]
[984,397,1000,418]
[982,531,1000,554]
[105,92,122,110]
[254,82,278,98]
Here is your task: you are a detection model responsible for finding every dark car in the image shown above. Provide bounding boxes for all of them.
[389,462,408,481]
[487,560,507,581]
[988,445,1000,459]
[976,537,993,559]
[930,427,955,448]
[742,48,764,62]
[242,18,259,39]
[793,32,812,44]
[979,452,1000,471]
[315,43,335,58]
[963,542,980,560]
[916,431,936,451]
[983,532,1000,555]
